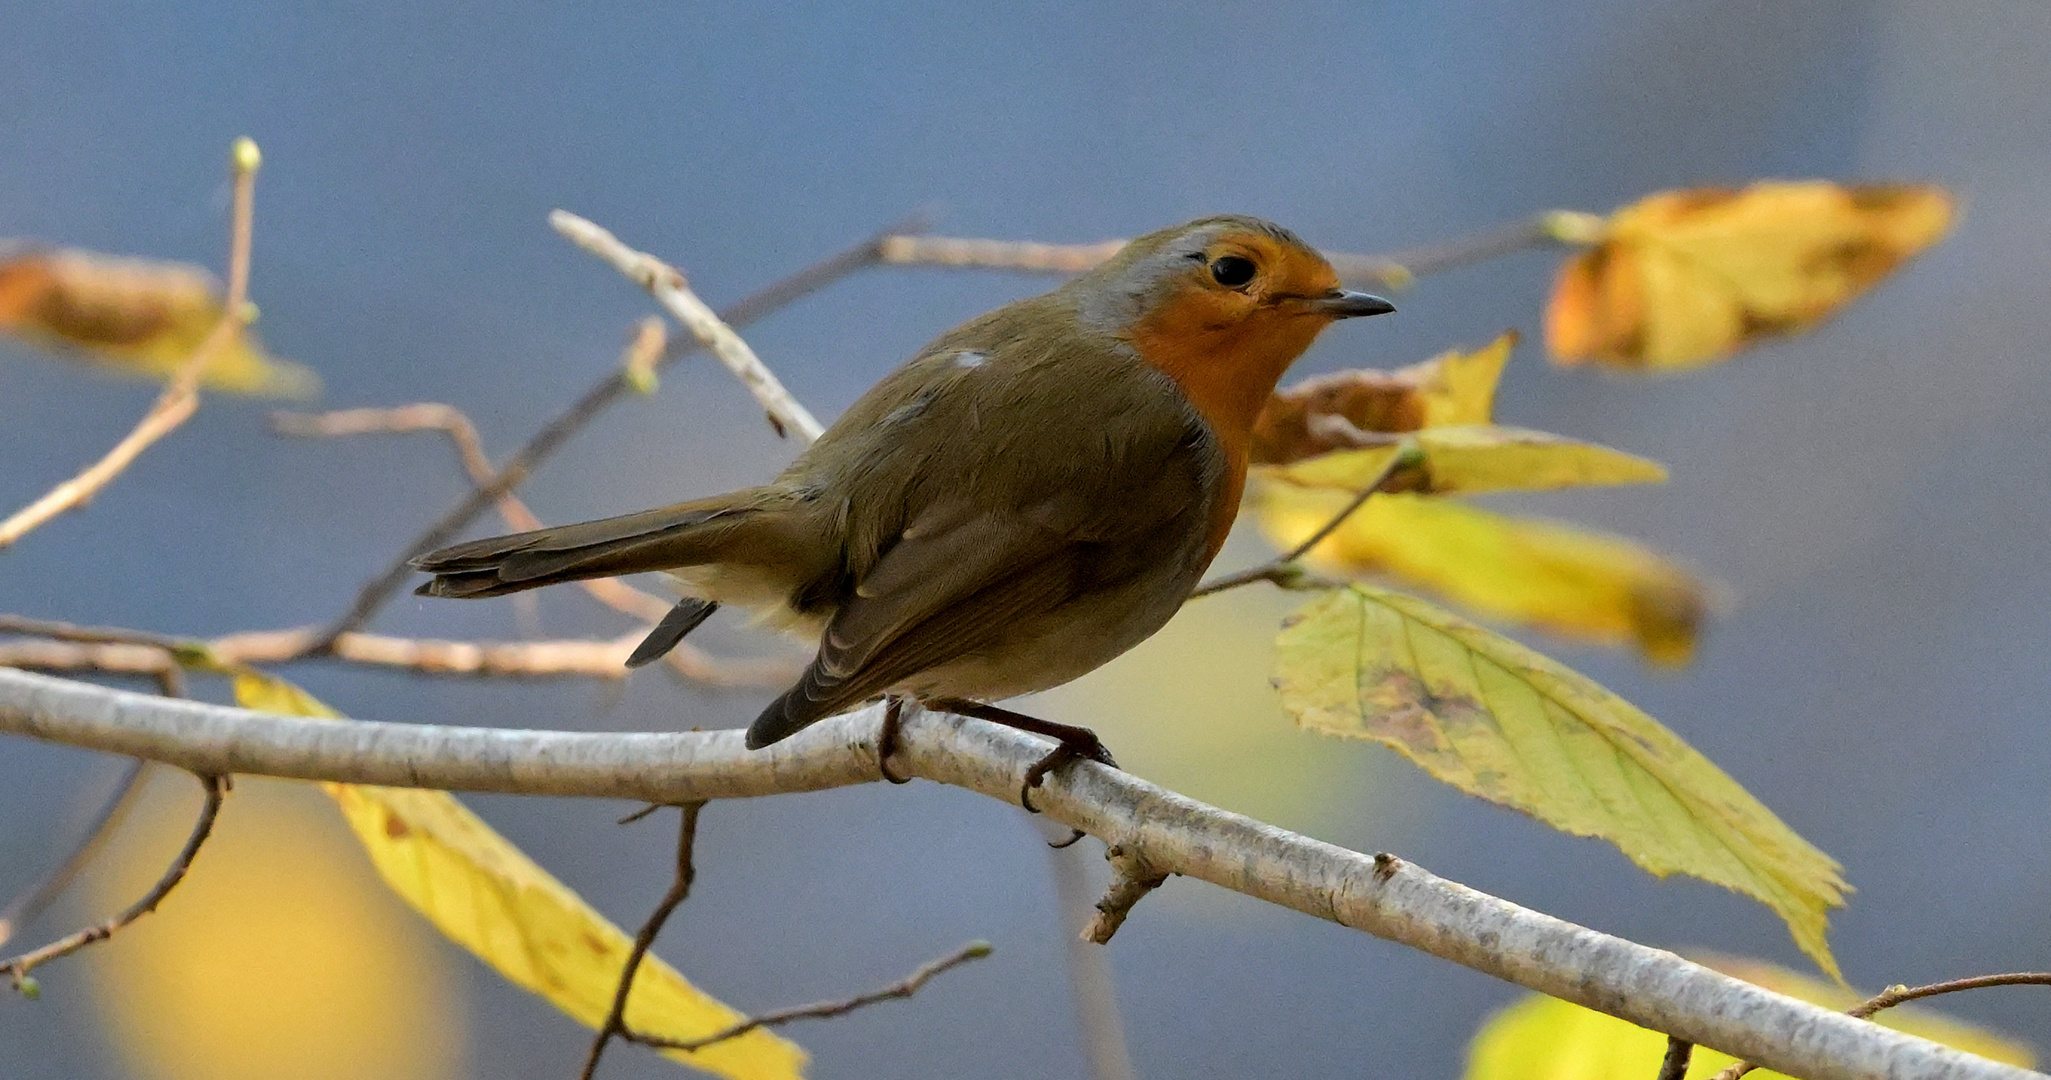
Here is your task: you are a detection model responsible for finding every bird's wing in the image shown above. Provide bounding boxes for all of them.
[748,507,1083,744]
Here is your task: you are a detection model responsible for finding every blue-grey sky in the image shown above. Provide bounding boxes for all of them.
[4,2,2049,1077]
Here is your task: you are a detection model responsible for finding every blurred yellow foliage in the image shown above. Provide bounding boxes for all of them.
[1043,578,1395,832]
[0,245,319,396]
[1259,424,1667,496]
[1546,181,1953,369]
[1464,956,2032,1079]
[1256,489,1705,664]
[1273,586,1846,977]
[232,672,808,1080]
[83,776,463,1080]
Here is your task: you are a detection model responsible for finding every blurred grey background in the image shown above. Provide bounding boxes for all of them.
[2,0,2047,1076]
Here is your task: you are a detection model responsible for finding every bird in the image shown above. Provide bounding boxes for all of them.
[413,215,1393,802]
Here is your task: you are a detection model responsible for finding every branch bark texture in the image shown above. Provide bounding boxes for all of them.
[0,668,2033,1080]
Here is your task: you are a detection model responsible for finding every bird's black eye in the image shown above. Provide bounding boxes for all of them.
[1209,255,1256,288]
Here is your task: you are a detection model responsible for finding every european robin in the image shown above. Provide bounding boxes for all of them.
[414,215,1392,799]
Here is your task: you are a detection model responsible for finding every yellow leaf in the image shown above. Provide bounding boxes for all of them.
[1545,182,1953,369]
[1272,585,1848,977]
[1400,331,1514,428]
[1464,956,2033,1080]
[0,245,319,396]
[1249,334,1515,465]
[232,669,341,718]
[1255,489,1705,664]
[232,673,807,1080]
[84,776,464,1080]
[1260,424,1666,495]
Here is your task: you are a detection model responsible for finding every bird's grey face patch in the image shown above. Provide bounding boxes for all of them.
[953,349,988,369]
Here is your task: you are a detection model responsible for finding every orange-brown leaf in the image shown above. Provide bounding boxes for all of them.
[1545,182,1953,370]
[0,244,317,396]
[1251,333,1515,465]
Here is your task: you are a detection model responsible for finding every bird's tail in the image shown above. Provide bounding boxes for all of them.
[411,488,797,600]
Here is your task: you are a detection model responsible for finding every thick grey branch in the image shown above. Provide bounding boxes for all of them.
[0,668,2033,1080]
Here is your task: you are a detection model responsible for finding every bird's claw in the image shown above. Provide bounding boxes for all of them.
[1019,733,1117,813]
[876,698,913,785]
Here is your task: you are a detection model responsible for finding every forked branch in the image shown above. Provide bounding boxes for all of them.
[578,802,706,1080]
[624,940,990,1053]
[0,770,225,995]
[0,139,263,549]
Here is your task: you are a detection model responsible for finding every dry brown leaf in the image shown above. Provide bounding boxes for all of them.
[1250,333,1514,465]
[1545,181,1953,369]
[0,244,317,396]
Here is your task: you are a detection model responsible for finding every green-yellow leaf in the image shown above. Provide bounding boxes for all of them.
[1272,586,1848,977]
[1260,424,1666,496]
[1254,488,1706,665]
[232,673,806,1080]
[1464,956,2032,1080]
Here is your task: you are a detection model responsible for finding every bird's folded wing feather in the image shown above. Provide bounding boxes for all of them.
[778,508,1083,718]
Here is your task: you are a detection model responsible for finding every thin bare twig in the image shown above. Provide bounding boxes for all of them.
[309,213,926,652]
[273,402,663,621]
[0,138,262,549]
[874,211,1591,289]
[0,614,189,651]
[550,210,824,441]
[615,803,665,826]
[1657,1036,1694,1080]
[624,940,992,1053]
[1335,210,1596,287]
[0,758,152,949]
[1083,843,1169,946]
[0,664,171,947]
[0,667,189,943]
[1039,817,1138,1080]
[269,399,789,685]
[0,618,798,687]
[877,234,1128,274]
[1709,972,2051,1080]
[1,771,225,995]
[273,403,501,484]
[1187,439,1419,599]
[578,802,704,1080]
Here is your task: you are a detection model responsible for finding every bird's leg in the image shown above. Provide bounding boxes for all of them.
[928,699,1117,813]
[875,696,913,785]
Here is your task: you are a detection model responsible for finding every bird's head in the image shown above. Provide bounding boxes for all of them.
[1069,215,1394,446]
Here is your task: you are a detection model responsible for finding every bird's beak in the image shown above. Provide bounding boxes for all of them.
[1312,289,1397,319]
